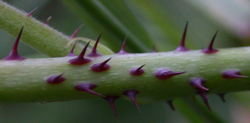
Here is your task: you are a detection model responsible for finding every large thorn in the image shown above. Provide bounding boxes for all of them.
[117,38,128,54]
[175,21,189,52]
[88,34,102,57]
[222,69,248,79]
[74,83,104,97]
[202,31,219,54]
[4,26,26,61]
[123,90,140,111]
[46,73,65,84]
[68,42,91,65]
[103,96,119,117]
[91,58,111,72]
[155,68,185,80]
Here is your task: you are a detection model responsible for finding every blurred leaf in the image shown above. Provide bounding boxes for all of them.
[176,97,226,123]
[187,0,250,40]
[63,0,154,52]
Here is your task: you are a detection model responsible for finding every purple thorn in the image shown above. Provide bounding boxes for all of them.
[117,38,128,54]
[166,100,175,111]
[87,34,102,57]
[175,21,189,52]
[26,7,38,17]
[74,83,104,97]
[67,42,77,57]
[103,96,119,117]
[218,93,226,103]
[130,64,145,76]
[4,26,26,61]
[189,77,209,92]
[189,77,210,110]
[46,73,65,84]
[123,90,140,111]
[70,25,83,39]
[199,92,211,111]
[91,58,111,72]
[68,42,91,65]
[222,69,248,79]
[202,31,219,54]
[154,68,185,80]
[44,16,52,25]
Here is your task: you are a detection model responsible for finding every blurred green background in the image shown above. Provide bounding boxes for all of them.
[0,0,249,123]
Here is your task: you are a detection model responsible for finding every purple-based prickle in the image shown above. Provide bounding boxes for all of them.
[167,100,175,111]
[222,69,248,79]
[4,26,26,61]
[44,16,52,25]
[218,93,226,103]
[67,42,77,57]
[68,42,91,65]
[202,31,219,54]
[175,21,189,52]
[117,38,128,54]
[91,58,111,72]
[87,34,102,57]
[154,68,185,80]
[74,83,103,97]
[130,64,145,76]
[123,90,140,111]
[199,92,211,111]
[70,25,83,39]
[189,77,208,92]
[26,7,38,17]
[189,77,210,110]
[46,73,65,84]
[103,96,119,117]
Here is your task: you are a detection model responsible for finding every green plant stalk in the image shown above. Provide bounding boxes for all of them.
[1,47,250,102]
[0,1,113,57]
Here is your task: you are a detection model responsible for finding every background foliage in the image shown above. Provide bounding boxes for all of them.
[0,0,249,123]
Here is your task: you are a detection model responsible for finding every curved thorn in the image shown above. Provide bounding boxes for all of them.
[202,31,219,54]
[175,21,189,52]
[88,34,102,57]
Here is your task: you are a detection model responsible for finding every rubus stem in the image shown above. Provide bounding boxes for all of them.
[0,47,250,102]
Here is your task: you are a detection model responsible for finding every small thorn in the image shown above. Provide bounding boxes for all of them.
[91,58,111,72]
[44,16,52,25]
[46,73,65,84]
[222,69,248,79]
[68,42,91,65]
[218,93,226,103]
[189,77,209,92]
[67,42,77,56]
[199,92,211,111]
[103,96,119,117]
[189,77,210,110]
[166,100,175,111]
[26,7,38,17]
[123,90,140,111]
[74,83,104,97]
[130,64,145,76]
[88,34,102,57]
[70,25,83,39]
[155,68,185,80]
[202,31,219,54]
[4,26,26,61]
[117,38,128,54]
[175,21,189,52]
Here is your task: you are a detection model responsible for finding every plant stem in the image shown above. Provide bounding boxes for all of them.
[1,47,250,102]
[0,1,113,57]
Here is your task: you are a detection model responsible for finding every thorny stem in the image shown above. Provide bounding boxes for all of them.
[0,1,113,57]
[0,47,250,102]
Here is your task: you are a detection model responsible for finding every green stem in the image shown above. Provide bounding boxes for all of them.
[1,47,250,102]
[0,1,113,57]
